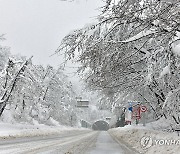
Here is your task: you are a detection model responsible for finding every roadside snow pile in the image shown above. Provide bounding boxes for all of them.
[109,125,180,154]
[146,117,176,131]
[0,121,89,139]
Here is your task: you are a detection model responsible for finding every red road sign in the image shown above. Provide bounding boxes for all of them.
[132,104,141,119]
[140,105,147,112]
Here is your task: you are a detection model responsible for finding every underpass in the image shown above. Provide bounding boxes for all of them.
[92,120,109,131]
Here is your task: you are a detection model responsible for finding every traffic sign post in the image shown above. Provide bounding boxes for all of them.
[128,102,148,126]
[132,104,141,120]
[140,105,147,126]
[142,112,146,126]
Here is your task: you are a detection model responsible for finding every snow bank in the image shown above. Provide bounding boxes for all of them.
[109,125,180,154]
[146,117,173,130]
[0,121,89,139]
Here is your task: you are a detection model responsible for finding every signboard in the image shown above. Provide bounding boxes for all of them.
[128,106,133,112]
[76,97,82,100]
[125,110,132,122]
[128,101,140,107]
[140,105,147,112]
[106,117,111,121]
[132,104,141,119]
[76,100,89,108]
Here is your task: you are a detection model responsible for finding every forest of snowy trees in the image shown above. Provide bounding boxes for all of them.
[57,0,180,127]
[0,35,79,126]
[0,0,179,129]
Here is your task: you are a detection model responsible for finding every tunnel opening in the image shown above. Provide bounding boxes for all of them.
[92,120,109,131]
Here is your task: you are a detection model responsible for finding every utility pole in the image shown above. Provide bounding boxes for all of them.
[142,111,146,126]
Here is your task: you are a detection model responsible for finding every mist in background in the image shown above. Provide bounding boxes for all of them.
[0,0,104,95]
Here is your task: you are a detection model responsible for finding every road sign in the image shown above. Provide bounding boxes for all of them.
[128,106,133,112]
[128,101,140,107]
[76,100,89,108]
[132,104,141,119]
[125,110,132,121]
[140,105,147,112]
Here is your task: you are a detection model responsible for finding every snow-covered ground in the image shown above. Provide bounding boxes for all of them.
[1,119,180,154]
[87,131,135,154]
[0,121,89,139]
[109,124,180,154]
[0,130,97,154]
[0,121,96,154]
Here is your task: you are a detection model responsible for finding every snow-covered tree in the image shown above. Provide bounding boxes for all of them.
[57,0,180,126]
[0,37,79,126]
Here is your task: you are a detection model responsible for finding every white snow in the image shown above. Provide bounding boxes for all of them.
[172,33,180,56]
[109,123,180,154]
[172,44,180,56]
[160,64,170,78]
[162,91,173,109]
[125,110,132,121]
[0,121,88,139]
[48,117,61,126]
[87,131,126,154]
[0,127,96,154]
[121,29,157,43]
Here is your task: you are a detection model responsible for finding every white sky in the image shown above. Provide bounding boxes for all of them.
[0,0,104,68]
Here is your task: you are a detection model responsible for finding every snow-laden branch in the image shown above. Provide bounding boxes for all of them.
[162,87,180,109]
[0,56,33,104]
[121,29,157,43]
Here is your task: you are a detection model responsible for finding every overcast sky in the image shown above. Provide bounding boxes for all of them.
[0,0,104,69]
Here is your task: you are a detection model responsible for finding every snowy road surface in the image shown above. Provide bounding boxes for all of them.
[0,130,98,154]
[87,131,135,154]
[0,130,136,154]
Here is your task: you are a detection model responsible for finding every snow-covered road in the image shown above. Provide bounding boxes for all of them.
[0,130,136,154]
[0,131,98,154]
[87,131,136,154]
